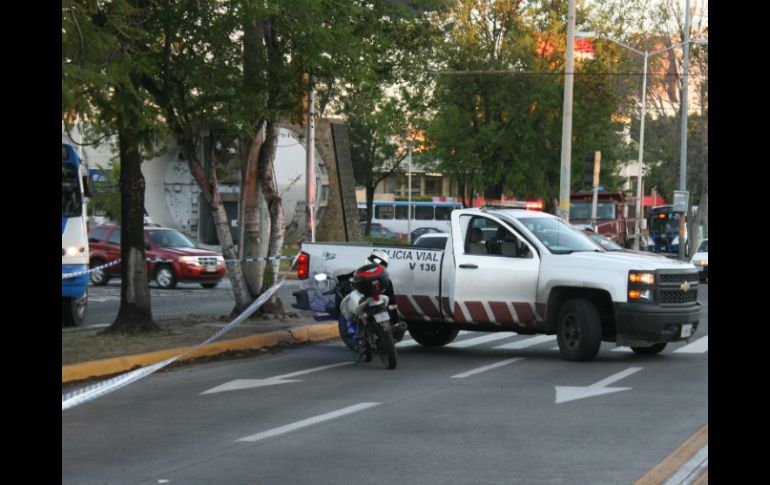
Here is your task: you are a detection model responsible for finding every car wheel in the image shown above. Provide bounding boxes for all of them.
[155,265,177,289]
[62,291,87,327]
[631,343,667,355]
[89,259,109,286]
[556,299,602,362]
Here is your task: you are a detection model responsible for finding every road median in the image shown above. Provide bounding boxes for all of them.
[62,322,339,384]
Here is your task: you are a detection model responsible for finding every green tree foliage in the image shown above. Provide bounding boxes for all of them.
[423,0,630,207]
[89,161,122,223]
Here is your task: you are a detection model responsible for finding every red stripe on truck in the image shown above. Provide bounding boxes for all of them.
[513,302,535,323]
[488,301,514,324]
[413,295,441,318]
[395,295,420,320]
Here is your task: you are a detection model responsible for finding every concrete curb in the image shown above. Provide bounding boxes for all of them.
[62,322,339,384]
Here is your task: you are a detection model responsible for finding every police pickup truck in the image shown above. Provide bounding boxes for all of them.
[296,207,701,361]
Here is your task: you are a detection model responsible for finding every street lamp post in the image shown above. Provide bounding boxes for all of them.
[575,32,707,251]
[558,0,577,222]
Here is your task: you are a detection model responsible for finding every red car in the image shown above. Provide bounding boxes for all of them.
[88,225,227,289]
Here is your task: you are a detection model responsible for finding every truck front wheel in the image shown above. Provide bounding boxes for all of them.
[556,299,602,362]
[407,323,459,347]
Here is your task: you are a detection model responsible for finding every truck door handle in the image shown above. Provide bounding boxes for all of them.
[459,263,478,269]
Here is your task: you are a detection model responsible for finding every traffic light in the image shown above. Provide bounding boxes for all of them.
[583,151,601,188]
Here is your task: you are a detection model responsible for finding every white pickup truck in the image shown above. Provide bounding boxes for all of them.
[296,207,701,361]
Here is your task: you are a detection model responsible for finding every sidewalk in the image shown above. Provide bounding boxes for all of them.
[62,310,339,385]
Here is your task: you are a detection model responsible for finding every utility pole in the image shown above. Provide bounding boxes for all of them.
[558,0,577,222]
[407,139,413,239]
[305,78,316,242]
[677,0,691,260]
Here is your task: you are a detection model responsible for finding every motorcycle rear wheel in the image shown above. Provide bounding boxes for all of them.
[377,331,398,370]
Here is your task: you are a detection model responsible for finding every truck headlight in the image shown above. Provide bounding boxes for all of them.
[629,271,655,285]
[179,256,199,265]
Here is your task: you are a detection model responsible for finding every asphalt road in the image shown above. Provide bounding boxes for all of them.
[62,285,708,484]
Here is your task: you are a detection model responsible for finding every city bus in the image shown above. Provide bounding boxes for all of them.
[358,200,464,238]
[62,143,92,326]
[647,205,685,254]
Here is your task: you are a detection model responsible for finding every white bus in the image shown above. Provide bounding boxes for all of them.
[358,200,463,239]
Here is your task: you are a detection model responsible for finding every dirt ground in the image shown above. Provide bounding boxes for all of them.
[61,314,318,366]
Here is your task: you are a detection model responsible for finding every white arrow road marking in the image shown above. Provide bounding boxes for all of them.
[236,402,380,443]
[451,357,524,379]
[494,334,556,349]
[555,367,643,404]
[200,362,353,395]
[673,335,708,354]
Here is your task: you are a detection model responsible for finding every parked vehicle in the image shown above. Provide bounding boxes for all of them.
[690,239,708,282]
[410,226,444,243]
[360,222,405,240]
[413,232,449,249]
[88,225,226,289]
[579,228,661,257]
[295,207,701,361]
[570,191,635,247]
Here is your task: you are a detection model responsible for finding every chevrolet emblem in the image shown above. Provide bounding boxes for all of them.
[680,281,691,292]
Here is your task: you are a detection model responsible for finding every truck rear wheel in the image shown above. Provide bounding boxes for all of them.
[556,299,602,362]
[407,323,459,347]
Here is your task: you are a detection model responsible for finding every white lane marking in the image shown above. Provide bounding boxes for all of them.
[451,358,524,378]
[494,334,556,349]
[447,333,514,348]
[555,367,643,404]
[201,362,353,395]
[397,339,420,348]
[663,444,708,485]
[673,335,708,354]
[236,402,380,442]
[273,362,354,379]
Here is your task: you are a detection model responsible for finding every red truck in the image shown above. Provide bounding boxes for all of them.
[569,191,635,247]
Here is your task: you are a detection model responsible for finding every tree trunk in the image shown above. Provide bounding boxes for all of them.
[181,138,254,314]
[240,124,265,297]
[103,117,158,334]
[257,122,285,310]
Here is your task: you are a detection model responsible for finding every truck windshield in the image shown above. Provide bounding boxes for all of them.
[517,217,601,254]
[569,202,616,220]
